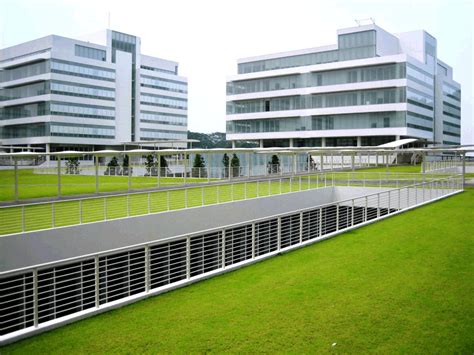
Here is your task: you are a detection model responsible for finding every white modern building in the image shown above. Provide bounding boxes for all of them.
[226,24,461,148]
[0,29,188,153]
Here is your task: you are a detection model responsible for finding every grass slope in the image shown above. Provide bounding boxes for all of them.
[2,189,473,353]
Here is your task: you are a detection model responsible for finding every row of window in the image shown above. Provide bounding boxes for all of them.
[443,101,461,119]
[443,131,461,137]
[50,123,115,138]
[226,111,406,134]
[0,80,115,102]
[238,31,376,74]
[51,59,115,81]
[0,81,48,101]
[140,128,187,140]
[227,87,406,114]
[227,63,406,95]
[406,111,434,131]
[0,122,114,139]
[407,123,432,132]
[140,93,188,110]
[75,45,106,62]
[141,75,187,93]
[406,63,434,89]
[0,60,49,83]
[140,65,177,75]
[0,59,116,83]
[51,80,115,100]
[140,111,187,126]
[0,101,115,120]
[406,88,434,111]
[442,83,461,101]
[50,101,115,119]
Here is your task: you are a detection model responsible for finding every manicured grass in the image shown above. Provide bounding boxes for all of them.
[0,176,318,235]
[0,169,210,201]
[2,189,472,353]
[0,164,459,235]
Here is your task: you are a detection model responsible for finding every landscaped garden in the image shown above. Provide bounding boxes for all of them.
[2,187,472,353]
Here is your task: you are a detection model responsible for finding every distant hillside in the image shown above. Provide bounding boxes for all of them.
[187,131,258,149]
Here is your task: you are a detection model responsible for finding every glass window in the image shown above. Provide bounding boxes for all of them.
[75,45,106,61]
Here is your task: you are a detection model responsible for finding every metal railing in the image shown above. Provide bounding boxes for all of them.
[422,160,461,173]
[0,172,458,236]
[0,174,463,343]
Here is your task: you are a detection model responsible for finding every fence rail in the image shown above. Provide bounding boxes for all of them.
[0,174,463,343]
[0,172,455,236]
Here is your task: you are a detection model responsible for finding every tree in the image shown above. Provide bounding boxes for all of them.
[105,156,120,175]
[122,155,130,175]
[193,154,205,168]
[65,157,80,175]
[230,154,240,177]
[192,154,206,177]
[222,153,230,178]
[145,154,157,176]
[268,155,280,174]
[159,156,168,168]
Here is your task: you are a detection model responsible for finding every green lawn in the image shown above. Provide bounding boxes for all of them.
[0,169,213,201]
[2,189,472,353]
[0,165,461,235]
[0,176,319,235]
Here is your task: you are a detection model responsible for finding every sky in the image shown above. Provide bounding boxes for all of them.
[1,0,473,144]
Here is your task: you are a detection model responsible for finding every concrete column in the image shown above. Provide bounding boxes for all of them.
[259,140,264,148]
[95,156,99,193]
[232,141,236,149]
[45,143,50,162]
[289,138,294,148]
[357,136,362,147]
[321,137,326,147]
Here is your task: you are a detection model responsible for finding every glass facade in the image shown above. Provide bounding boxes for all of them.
[0,122,48,138]
[0,80,115,102]
[442,83,461,102]
[338,30,376,62]
[238,30,376,74]
[0,81,48,101]
[442,121,461,137]
[51,81,115,100]
[141,65,177,75]
[50,102,115,119]
[75,45,106,61]
[406,111,433,132]
[227,87,406,114]
[0,102,49,120]
[111,30,137,140]
[140,111,187,126]
[326,137,358,147]
[50,123,114,138]
[0,60,49,82]
[406,88,434,111]
[443,101,461,119]
[0,122,114,139]
[406,63,434,89]
[227,63,405,95]
[140,93,187,109]
[51,59,115,81]
[141,75,187,93]
[227,111,406,134]
[361,136,395,146]
[140,128,187,140]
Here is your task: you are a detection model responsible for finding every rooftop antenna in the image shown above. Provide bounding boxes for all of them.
[355,17,375,26]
